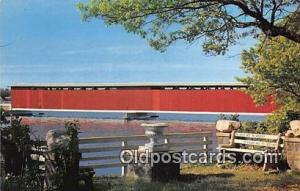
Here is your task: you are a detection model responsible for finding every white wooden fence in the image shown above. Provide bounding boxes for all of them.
[79,131,213,170]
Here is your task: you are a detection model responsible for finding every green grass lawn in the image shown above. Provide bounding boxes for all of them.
[93,164,300,191]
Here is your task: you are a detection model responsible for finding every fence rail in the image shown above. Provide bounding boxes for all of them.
[79,132,213,171]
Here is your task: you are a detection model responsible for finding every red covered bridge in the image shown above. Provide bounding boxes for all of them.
[11,82,276,115]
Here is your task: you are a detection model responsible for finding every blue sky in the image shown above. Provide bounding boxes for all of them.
[0,0,256,88]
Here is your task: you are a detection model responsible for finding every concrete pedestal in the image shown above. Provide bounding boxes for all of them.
[285,137,300,171]
[124,151,181,182]
[216,132,231,146]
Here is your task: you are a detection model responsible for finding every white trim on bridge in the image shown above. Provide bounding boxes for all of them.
[12,108,270,116]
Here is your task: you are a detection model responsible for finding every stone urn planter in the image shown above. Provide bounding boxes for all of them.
[140,123,168,152]
[216,120,241,133]
[290,120,300,137]
[45,129,80,190]
[285,120,300,171]
[215,120,241,146]
[125,122,181,181]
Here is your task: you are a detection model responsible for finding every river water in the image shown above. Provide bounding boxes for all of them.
[20,111,266,175]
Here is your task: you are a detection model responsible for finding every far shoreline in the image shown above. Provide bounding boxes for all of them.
[21,116,217,139]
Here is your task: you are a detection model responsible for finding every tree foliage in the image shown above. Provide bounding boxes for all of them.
[0,88,10,101]
[238,36,300,132]
[78,0,300,55]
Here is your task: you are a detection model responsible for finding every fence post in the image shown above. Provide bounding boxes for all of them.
[164,138,169,145]
[203,136,210,161]
[121,140,127,176]
[203,136,207,150]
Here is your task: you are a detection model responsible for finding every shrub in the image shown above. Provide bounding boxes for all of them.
[218,114,240,122]
[240,121,268,134]
[1,118,31,175]
[0,117,44,191]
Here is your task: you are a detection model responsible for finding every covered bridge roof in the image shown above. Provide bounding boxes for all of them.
[11,82,247,89]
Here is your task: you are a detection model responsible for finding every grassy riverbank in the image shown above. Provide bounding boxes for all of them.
[93,164,300,191]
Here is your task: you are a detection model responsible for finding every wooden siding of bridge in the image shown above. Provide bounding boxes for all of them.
[11,89,276,113]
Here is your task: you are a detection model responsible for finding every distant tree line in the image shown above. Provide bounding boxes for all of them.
[0,88,11,101]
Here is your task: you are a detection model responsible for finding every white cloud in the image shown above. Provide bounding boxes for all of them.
[61,45,146,56]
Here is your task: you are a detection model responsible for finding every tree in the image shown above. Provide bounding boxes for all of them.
[78,0,300,55]
[0,88,10,101]
[237,36,300,133]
